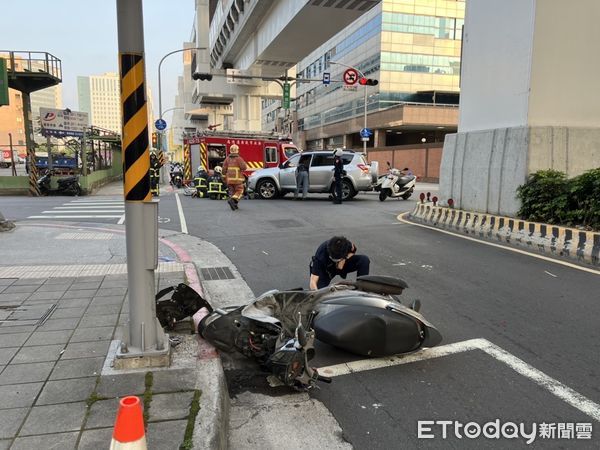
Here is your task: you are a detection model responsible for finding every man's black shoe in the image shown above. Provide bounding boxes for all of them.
[227,198,236,211]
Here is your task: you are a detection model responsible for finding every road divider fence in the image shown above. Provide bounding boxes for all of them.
[410,203,600,266]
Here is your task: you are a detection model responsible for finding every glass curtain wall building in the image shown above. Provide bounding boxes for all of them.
[262,0,465,180]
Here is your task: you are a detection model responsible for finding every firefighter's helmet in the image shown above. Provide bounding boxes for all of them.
[229,144,239,154]
[214,166,223,174]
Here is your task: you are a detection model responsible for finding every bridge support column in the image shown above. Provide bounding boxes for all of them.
[440,0,600,215]
[373,129,385,148]
[233,94,261,131]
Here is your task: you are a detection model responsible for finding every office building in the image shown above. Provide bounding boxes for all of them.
[262,0,465,181]
[77,73,121,133]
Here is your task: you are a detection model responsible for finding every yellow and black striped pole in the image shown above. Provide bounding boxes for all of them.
[120,52,150,201]
[27,147,40,196]
[183,142,192,182]
[116,0,168,364]
[200,142,208,171]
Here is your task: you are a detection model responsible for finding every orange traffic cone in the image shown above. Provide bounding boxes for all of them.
[110,396,147,449]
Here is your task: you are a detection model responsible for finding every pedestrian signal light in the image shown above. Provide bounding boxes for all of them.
[152,132,157,148]
[359,78,378,86]
[192,72,213,81]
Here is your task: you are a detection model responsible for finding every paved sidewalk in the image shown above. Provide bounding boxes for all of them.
[0,222,223,449]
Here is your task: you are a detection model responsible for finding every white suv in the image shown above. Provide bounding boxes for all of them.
[247,150,378,200]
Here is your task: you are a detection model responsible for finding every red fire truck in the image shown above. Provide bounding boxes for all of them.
[182,130,299,180]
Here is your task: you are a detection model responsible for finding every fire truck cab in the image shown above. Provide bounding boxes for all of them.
[184,131,299,179]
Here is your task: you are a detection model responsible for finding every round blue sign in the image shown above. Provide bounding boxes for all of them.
[155,119,167,131]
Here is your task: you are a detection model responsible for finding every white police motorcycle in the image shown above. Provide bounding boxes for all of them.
[376,162,416,201]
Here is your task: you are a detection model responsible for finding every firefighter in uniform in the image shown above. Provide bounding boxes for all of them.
[150,152,162,197]
[222,144,248,210]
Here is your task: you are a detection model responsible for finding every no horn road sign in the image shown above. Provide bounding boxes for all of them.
[343,68,359,85]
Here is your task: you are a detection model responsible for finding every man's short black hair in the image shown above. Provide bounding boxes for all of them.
[327,236,353,260]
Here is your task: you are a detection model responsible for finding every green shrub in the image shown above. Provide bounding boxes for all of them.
[517,168,600,230]
[567,168,600,229]
[516,170,568,224]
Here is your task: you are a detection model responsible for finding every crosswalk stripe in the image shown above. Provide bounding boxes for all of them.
[42,210,124,214]
[28,215,124,219]
[55,206,125,209]
[64,202,124,205]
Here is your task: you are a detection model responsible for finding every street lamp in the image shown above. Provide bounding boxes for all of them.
[158,47,206,120]
[157,47,206,176]
[330,60,369,154]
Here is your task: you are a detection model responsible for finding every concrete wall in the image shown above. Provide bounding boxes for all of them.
[458,0,534,132]
[368,144,443,181]
[440,126,600,215]
[528,127,600,177]
[0,176,29,195]
[440,128,528,215]
[529,0,600,127]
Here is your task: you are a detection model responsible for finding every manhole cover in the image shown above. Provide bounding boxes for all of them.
[268,219,304,228]
[200,267,235,281]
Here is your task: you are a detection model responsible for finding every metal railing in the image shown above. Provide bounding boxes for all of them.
[0,51,62,81]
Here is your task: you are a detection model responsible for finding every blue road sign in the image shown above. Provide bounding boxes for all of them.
[360,128,373,138]
[323,72,331,85]
[155,118,167,131]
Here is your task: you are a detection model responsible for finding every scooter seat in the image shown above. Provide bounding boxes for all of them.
[57,176,78,183]
[354,275,408,295]
[398,175,415,185]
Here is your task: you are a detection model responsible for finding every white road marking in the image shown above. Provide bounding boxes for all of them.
[318,338,600,422]
[67,202,124,205]
[175,193,188,234]
[55,206,124,209]
[117,214,126,225]
[262,251,269,255]
[319,339,483,377]
[42,210,124,214]
[27,215,123,219]
[71,199,122,202]
[544,270,557,278]
[398,212,600,277]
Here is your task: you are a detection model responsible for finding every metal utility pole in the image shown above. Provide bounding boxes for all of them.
[8,133,16,177]
[115,0,168,369]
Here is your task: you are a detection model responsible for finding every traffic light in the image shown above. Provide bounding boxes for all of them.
[359,77,379,86]
[192,72,213,81]
[152,132,157,148]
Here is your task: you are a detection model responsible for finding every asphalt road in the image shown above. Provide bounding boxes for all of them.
[2,183,598,448]
[173,186,599,449]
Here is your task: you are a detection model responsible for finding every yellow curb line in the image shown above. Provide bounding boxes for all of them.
[398,211,600,277]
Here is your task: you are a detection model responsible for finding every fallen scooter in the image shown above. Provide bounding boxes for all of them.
[196,275,442,390]
[376,162,416,201]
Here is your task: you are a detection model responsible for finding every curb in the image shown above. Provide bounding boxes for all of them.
[409,204,600,266]
[160,234,229,450]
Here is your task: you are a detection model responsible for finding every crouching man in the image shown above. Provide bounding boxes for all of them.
[309,236,370,290]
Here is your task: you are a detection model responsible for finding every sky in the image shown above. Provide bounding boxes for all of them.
[3,0,196,124]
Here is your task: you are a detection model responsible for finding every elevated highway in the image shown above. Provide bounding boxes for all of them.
[191,0,379,130]
[209,0,379,76]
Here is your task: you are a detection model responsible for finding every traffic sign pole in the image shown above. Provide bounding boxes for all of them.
[116,0,168,368]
